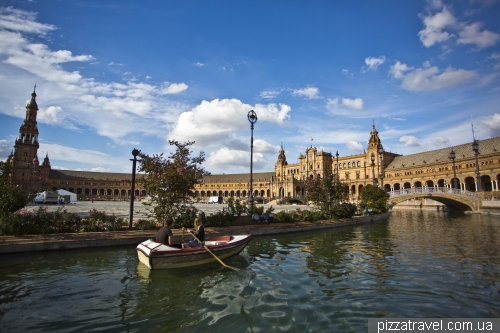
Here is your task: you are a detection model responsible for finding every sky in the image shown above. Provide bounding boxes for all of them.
[0,0,499,175]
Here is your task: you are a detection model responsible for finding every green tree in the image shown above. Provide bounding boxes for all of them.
[0,160,12,180]
[305,174,351,219]
[358,184,390,213]
[0,177,30,220]
[138,140,209,226]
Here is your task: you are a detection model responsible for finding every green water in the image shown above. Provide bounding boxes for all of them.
[1,211,499,332]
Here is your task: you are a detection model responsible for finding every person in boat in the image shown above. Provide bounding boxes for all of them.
[186,215,205,247]
[156,218,174,245]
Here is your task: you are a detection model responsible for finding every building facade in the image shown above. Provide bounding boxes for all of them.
[7,89,500,203]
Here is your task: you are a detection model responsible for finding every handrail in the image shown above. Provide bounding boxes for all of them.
[389,187,478,199]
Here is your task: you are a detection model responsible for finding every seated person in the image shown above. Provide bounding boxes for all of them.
[156,218,174,245]
[186,217,205,247]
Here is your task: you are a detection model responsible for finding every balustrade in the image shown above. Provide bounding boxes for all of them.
[389,187,478,199]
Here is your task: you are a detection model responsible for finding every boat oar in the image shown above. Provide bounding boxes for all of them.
[188,231,240,271]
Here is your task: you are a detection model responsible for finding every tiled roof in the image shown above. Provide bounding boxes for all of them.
[387,136,500,169]
[49,169,144,181]
[201,172,275,183]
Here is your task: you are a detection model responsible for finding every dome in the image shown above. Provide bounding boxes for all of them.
[26,87,38,110]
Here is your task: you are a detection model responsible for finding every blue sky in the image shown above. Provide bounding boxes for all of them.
[0,0,499,175]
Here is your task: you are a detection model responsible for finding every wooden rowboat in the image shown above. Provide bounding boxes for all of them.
[136,234,252,269]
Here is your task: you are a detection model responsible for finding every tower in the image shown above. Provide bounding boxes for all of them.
[11,87,42,189]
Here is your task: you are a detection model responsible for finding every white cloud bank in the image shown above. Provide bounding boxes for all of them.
[169,99,292,147]
[390,61,476,91]
[418,5,500,50]
[0,7,190,146]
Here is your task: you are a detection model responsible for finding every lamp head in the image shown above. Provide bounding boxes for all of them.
[378,144,384,155]
[132,148,140,157]
[472,140,479,153]
[247,110,258,124]
[371,152,375,162]
[449,149,456,160]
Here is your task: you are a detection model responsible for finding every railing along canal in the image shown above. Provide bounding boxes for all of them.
[389,187,478,199]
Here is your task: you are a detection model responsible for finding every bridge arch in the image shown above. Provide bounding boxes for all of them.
[390,187,478,212]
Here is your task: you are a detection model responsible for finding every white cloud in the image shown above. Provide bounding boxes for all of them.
[194,62,204,67]
[390,61,413,79]
[482,113,500,136]
[400,135,421,147]
[432,136,450,147]
[160,82,188,94]
[38,143,127,166]
[326,97,364,115]
[346,140,363,152]
[0,139,11,159]
[390,61,477,91]
[253,139,278,154]
[342,98,364,110]
[260,89,281,99]
[169,99,292,147]
[0,7,55,34]
[292,87,320,99]
[37,106,63,124]
[364,56,386,71]
[206,147,265,169]
[418,7,457,47]
[457,22,500,49]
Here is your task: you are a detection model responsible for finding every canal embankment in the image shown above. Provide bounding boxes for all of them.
[0,212,390,254]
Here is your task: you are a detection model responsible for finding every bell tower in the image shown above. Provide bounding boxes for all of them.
[11,86,41,188]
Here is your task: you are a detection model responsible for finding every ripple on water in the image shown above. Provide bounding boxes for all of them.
[1,212,500,332]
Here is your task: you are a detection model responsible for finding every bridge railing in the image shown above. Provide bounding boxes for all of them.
[389,187,478,199]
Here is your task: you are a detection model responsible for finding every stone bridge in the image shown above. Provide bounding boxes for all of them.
[389,187,480,212]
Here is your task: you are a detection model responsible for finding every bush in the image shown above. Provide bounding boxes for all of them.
[203,211,234,227]
[81,209,126,232]
[135,219,159,230]
[0,207,126,236]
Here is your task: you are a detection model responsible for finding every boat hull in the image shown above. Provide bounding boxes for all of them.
[136,234,252,269]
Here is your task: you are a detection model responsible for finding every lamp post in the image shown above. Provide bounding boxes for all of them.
[370,152,376,185]
[449,150,458,190]
[378,144,384,189]
[129,148,140,229]
[472,140,482,192]
[247,110,258,212]
[335,151,339,179]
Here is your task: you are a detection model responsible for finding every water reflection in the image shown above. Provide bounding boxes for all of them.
[1,212,500,332]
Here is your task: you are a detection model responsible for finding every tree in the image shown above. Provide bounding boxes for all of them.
[0,178,30,220]
[0,160,12,180]
[358,184,390,213]
[304,174,352,219]
[138,140,209,226]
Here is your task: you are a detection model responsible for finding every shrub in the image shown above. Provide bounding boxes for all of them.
[203,211,234,227]
[135,219,159,230]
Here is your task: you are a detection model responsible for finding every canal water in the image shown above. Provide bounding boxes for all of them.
[1,211,499,332]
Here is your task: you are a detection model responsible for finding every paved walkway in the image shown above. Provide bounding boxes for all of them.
[0,213,390,254]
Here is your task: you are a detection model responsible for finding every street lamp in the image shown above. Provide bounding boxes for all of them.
[472,140,482,192]
[247,110,258,212]
[129,148,140,229]
[378,144,384,189]
[449,149,458,190]
[370,152,376,185]
[335,151,339,179]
